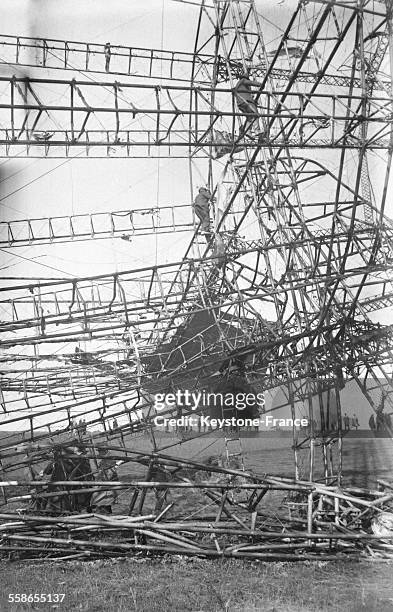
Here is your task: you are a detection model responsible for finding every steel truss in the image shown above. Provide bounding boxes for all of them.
[1,0,393,561]
[0,204,193,247]
[1,32,390,91]
[0,76,391,157]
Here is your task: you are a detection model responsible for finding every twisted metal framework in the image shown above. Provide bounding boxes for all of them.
[0,78,392,157]
[1,0,393,561]
[0,204,193,247]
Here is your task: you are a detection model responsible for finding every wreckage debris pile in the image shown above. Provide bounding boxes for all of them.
[1,444,393,561]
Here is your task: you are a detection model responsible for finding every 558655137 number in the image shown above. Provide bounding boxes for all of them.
[8,594,65,603]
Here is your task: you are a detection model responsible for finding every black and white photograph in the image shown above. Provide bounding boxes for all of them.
[1,1,393,610]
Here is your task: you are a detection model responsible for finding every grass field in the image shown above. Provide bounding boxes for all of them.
[3,428,392,485]
[1,557,393,612]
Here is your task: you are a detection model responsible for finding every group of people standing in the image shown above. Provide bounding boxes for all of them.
[343,413,360,431]
[70,418,87,437]
[369,411,392,432]
[24,442,119,515]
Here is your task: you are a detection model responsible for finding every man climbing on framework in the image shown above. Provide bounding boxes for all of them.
[192,186,214,240]
[233,70,264,139]
[104,42,111,72]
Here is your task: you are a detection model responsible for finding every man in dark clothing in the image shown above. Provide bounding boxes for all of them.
[90,446,118,514]
[193,187,213,238]
[233,72,263,135]
[376,409,384,431]
[33,445,93,514]
[104,43,111,72]
[369,413,376,431]
[150,461,171,514]
[343,413,350,431]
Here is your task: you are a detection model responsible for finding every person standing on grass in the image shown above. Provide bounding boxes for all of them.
[150,460,171,514]
[90,446,118,514]
[343,413,350,431]
[376,409,384,431]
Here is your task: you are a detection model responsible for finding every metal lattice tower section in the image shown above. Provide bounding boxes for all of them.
[0,0,392,488]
